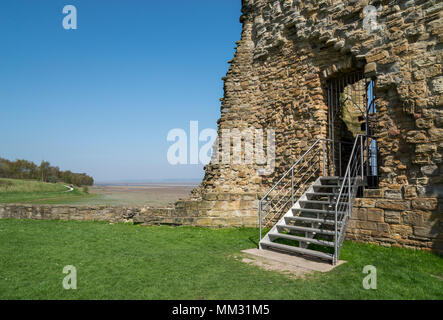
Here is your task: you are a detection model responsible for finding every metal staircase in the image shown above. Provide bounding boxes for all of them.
[258,135,370,265]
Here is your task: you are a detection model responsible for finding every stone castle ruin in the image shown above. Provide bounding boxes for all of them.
[183,0,443,258]
[2,0,441,261]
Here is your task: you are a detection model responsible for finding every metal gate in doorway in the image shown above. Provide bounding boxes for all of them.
[327,71,379,188]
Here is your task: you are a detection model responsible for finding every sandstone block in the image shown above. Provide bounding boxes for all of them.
[412,198,438,210]
[194,217,214,226]
[355,198,376,207]
[353,207,367,220]
[414,226,439,238]
[390,224,413,236]
[377,223,391,234]
[421,165,439,176]
[376,199,411,211]
[367,208,384,222]
[241,193,258,201]
[366,50,389,63]
[203,193,218,201]
[364,62,377,75]
[404,186,418,199]
[406,131,428,143]
[415,118,434,129]
[428,127,443,142]
[357,221,378,231]
[384,211,401,224]
[217,193,231,201]
[364,189,384,198]
[401,211,424,226]
[385,189,403,200]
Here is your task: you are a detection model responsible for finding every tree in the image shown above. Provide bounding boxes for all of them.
[0,158,10,178]
[0,158,94,186]
[39,161,51,182]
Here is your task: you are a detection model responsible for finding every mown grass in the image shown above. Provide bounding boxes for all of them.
[0,219,441,300]
[0,178,94,204]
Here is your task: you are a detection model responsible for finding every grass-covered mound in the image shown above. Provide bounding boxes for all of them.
[0,178,92,204]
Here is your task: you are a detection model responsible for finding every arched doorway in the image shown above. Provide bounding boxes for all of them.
[327,71,379,188]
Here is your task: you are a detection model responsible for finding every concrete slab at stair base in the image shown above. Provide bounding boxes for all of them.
[241,248,346,276]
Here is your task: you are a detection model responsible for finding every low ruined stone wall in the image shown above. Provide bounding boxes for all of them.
[0,204,144,224]
[349,188,442,253]
[0,193,260,228]
[1,188,441,255]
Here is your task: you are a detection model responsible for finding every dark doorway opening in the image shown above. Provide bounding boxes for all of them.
[327,71,379,188]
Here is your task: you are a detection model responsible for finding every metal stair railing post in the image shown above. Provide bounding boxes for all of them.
[322,140,326,176]
[339,141,342,177]
[291,166,294,207]
[334,134,365,264]
[259,200,262,244]
[360,135,364,181]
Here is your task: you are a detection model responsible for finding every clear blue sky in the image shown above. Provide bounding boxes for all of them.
[0,0,242,182]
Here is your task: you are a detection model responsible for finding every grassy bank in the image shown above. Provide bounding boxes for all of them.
[0,178,94,204]
[0,219,441,300]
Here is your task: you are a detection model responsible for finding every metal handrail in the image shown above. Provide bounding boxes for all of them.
[259,139,324,241]
[258,138,351,242]
[333,134,367,264]
[260,139,322,201]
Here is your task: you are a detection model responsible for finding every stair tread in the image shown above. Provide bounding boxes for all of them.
[285,216,342,225]
[300,200,349,205]
[269,232,335,247]
[260,240,333,260]
[293,207,347,215]
[313,185,341,188]
[306,192,349,196]
[277,224,335,235]
[320,176,358,181]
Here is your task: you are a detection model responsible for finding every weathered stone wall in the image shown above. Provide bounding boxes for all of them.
[0,204,144,224]
[0,195,259,228]
[349,188,441,251]
[189,0,443,252]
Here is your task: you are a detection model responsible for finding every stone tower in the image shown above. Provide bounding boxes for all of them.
[175,0,442,254]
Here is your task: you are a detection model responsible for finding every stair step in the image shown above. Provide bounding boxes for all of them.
[260,240,334,261]
[319,176,340,181]
[285,216,342,225]
[269,232,335,247]
[320,176,358,182]
[277,224,335,236]
[300,200,349,206]
[292,207,347,215]
[313,185,341,189]
[306,192,349,197]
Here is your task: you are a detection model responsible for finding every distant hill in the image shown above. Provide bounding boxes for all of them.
[0,178,91,204]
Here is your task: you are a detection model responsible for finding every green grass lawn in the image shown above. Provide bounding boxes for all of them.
[0,178,94,204]
[0,219,441,300]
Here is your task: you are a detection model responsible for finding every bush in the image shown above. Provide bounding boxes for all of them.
[82,186,89,194]
[47,176,59,183]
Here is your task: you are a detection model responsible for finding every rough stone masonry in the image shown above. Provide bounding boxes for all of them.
[184,0,443,253]
[2,1,442,254]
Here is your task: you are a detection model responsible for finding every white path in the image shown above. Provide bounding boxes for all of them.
[64,185,74,192]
